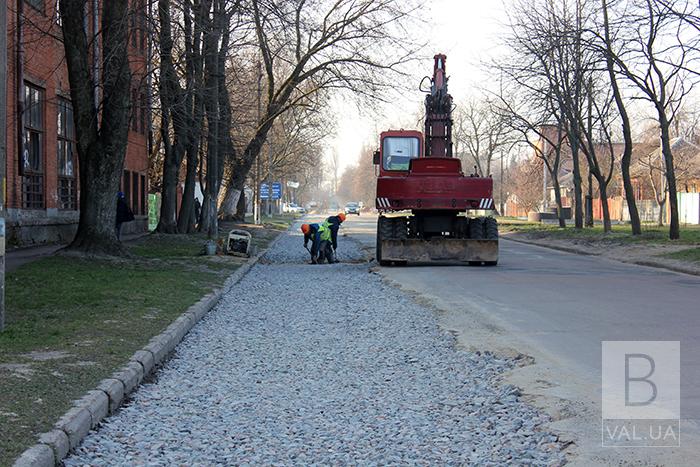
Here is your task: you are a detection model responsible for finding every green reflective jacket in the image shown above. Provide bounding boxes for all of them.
[319,221,332,242]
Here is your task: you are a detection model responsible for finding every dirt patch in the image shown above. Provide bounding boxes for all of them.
[0,363,35,380]
[21,351,72,362]
[505,232,700,275]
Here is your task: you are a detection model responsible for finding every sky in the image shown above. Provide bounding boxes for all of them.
[330,1,509,174]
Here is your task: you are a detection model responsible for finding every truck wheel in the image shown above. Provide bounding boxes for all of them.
[469,218,484,239]
[407,217,418,238]
[485,217,498,240]
[379,216,394,239]
[376,217,390,266]
[394,218,408,240]
[485,260,498,266]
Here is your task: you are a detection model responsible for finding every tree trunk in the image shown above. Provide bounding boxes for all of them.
[599,180,611,233]
[552,176,566,228]
[602,0,641,235]
[178,141,200,233]
[156,143,181,233]
[657,197,666,226]
[659,114,680,239]
[61,0,131,255]
[219,187,241,221]
[235,188,246,221]
[570,129,583,229]
[585,169,594,227]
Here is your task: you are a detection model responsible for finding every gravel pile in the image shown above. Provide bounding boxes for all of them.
[65,229,566,466]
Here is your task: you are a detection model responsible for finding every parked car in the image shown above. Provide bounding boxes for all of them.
[344,202,360,215]
[283,202,306,214]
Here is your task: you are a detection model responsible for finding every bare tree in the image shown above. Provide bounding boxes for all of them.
[510,157,545,214]
[596,0,641,234]
[60,0,132,254]
[602,0,699,239]
[453,96,514,178]
[218,0,419,218]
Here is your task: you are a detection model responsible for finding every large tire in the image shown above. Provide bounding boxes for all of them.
[469,217,484,239]
[376,217,390,266]
[379,216,394,239]
[394,218,408,240]
[485,217,498,240]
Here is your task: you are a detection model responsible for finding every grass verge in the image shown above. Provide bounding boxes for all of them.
[499,219,700,245]
[0,216,293,465]
[661,247,700,263]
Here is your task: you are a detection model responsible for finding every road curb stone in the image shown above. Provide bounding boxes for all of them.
[37,431,69,463]
[97,378,125,414]
[13,226,290,466]
[54,407,91,449]
[76,390,109,428]
[12,444,54,467]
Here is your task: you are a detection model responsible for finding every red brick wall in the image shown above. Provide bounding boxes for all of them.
[5,0,149,220]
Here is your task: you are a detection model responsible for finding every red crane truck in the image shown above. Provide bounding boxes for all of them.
[373,54,499,266]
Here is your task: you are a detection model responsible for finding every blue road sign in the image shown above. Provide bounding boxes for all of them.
[260,182,282,200]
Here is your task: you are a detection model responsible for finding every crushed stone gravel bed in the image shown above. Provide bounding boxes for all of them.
[65,228,566,466]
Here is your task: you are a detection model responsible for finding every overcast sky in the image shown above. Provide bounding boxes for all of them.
[330,0,508,173]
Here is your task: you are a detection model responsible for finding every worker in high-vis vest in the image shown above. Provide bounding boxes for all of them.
[301,222,334,264]
[324,213,346,262]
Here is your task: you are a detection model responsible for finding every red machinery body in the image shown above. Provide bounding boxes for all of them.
[375,131,495,212]
[373,54,499,265]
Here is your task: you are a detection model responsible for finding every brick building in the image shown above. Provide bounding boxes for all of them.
[4,0,150,246]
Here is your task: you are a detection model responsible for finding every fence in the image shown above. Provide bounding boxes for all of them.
[594,193,700,225]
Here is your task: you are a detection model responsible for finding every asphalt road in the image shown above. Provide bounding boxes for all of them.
[341,213,700,465]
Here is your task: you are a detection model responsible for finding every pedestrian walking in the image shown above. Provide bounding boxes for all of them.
[116,192,135,240]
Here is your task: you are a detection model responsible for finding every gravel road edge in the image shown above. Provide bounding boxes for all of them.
[12,230,290,467]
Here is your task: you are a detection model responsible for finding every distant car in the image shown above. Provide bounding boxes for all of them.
[283,203,306,214]
[344,202,360,215]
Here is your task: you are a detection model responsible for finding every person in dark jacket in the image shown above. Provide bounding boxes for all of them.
[323,213,346,263]
[301,223,333,264]
[116,192,135,240]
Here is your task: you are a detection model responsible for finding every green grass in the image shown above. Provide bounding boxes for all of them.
[0,217,293,465]
[661,247,700,263]
[498,219,700,245]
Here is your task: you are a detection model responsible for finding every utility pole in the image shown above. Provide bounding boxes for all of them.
[254,59,262,225]
[0,0,7,331]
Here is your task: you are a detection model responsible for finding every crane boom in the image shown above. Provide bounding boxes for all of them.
[424,54,453,158]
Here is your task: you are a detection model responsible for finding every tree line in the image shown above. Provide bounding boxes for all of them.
[54,0,418,254]
[444,0,699,239]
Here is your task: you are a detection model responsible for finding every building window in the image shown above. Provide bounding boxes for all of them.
[22,83,45,209]
[57,98,77,210]
[132,171,139,214]
[26,0,44,13]
[140,174,146,215]
[123,170,131,207]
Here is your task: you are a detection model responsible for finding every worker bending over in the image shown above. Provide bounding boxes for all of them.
[324,213,346,262]
[301,223,333,264]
